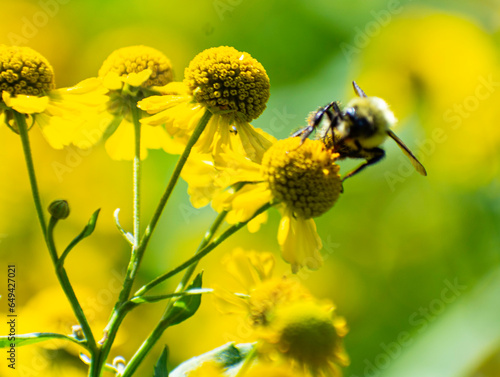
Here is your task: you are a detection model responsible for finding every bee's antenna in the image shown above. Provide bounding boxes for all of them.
[352,81,367,98]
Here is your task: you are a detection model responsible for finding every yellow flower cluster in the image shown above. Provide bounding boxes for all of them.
[4,43,349,376]
[1,44,344,271]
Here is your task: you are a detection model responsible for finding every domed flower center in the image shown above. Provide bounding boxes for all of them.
[184,46,270,122]
[98,45,173,87]
[274,302,342,368]
[0,45,55,97]
[262,138,342,219]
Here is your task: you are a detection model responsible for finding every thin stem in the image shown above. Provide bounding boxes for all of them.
[15,110,97,371]
[98,109,212,375]
[121,202,273,377]
[139,109,212,253]
[132,104,141,248]
[47,218,97,352]
[14,111,47,238]
[116,104,144,306]
[134,210,227,297]
[175,210,228,293]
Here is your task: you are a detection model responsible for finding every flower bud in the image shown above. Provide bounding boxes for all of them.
[48,200,70,220]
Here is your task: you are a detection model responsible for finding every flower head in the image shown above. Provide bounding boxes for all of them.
[99,45,173,89]
[214,249,349,377]
[138,46,273,161]
[262,136,342,219]
[184,46,270,122]
[259,301,349,377]
[0,45,108,148]
[189,137,342,271]
[0,45,55,96]
[70,45,176,160]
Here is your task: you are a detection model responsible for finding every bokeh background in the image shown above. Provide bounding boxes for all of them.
[1,0,500,376]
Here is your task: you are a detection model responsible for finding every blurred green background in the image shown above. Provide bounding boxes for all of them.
[1,0,500,376]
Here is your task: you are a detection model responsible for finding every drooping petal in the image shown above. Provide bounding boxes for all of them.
[236,122,276,163]
[277,207,323,273]
[3,91,49,114]
[36,112,75,149]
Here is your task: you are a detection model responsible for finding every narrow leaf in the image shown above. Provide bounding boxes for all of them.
[154,346,169,377]
[168,273,203,326]
[81,208,100,238]
[60,209,101,263]
[0,333,80,348]
[131,288,212,305]
[114,208,134,245]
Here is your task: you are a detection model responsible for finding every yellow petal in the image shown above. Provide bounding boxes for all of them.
[278,208,323,273]
[3,91,49,114]
[138,94,190,114]
[123,69,152,87]
[225,183,272,224]
[236,122,276,163]
[36,112,76,149]
[155,82,191,95]
[222,248,275,290]
[247,212,268,233]
[101,72,123,90]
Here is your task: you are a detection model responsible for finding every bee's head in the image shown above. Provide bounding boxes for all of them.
[338,97,396,147]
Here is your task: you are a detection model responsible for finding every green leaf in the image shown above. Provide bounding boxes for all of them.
[168,272,203,326]
[169,343,254,377]
[154,346,169,377]
[60,209,101,262]
[0,333,80,348]
[81,209,100,238]
[131,288,213,305]
[114,208,134,245]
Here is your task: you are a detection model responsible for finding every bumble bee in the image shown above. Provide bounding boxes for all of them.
[293,81,427,181]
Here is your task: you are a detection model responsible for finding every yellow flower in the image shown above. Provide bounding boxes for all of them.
[192,137,342,272]
[70,45,177,160]
[214,249,349,377]
[0,45,108,149]
[138,46,274,162]
[258,301,349,377]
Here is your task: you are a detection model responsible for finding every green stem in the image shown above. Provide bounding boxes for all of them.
[98,109,211,375]
[15,111,97,373]
[132,104,142,249]
[134,210,227,297]
[116,104,143,306]
[121,203,273,377]
[47,217,97,352]
[14,111,47,238]
[138,109,212,254]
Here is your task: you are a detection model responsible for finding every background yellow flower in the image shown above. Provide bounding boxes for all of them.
[1,1,500,377]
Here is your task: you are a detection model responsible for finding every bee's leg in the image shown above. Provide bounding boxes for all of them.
[292,101,338,144]
[342,148,385,182]
[324,102,342,141]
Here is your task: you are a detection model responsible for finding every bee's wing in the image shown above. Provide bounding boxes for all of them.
[352,81,367,98]
[387,130,427,176]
